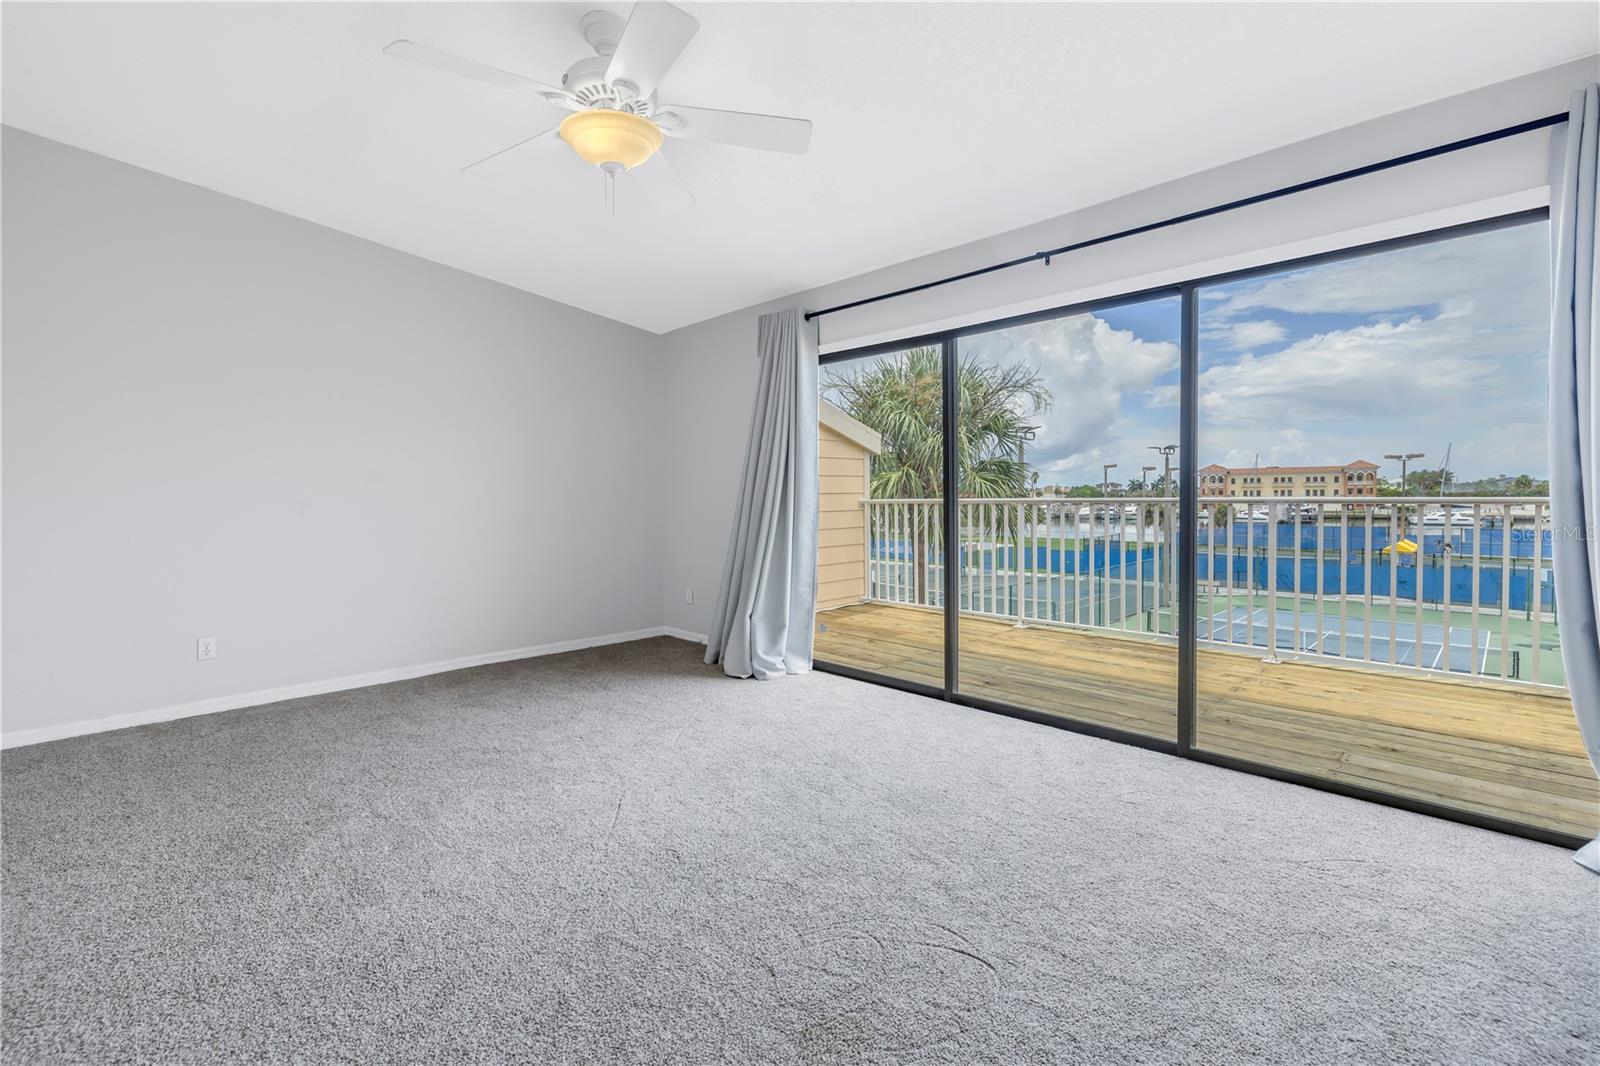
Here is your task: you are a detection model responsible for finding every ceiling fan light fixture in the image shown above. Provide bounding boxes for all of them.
[558,109,663,171]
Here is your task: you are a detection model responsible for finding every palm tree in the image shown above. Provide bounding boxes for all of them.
[823,346,1051,600]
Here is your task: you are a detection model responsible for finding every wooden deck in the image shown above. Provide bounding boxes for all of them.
[813,602,1600,838]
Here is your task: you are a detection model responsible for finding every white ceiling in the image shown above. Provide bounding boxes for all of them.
[4,3,1595,334]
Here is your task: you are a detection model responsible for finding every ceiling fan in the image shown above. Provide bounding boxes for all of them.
[385,2,812,213]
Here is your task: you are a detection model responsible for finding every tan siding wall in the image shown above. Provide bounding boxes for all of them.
[816,422,870,611]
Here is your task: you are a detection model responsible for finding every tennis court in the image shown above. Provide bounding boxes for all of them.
[1201,604,1496,673]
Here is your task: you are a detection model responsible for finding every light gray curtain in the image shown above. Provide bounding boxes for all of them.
[704,307,818,679]
[1549,85,1600,873]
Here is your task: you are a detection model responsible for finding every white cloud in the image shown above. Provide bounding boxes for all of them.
[964,312,1178,477]
[1208,222,1548,328]
[1208,319,1287,351]
[1194,222,1551,480]
[1221,429,1311,469]
[1200,317,1491,422]
[1196,311,1546,475]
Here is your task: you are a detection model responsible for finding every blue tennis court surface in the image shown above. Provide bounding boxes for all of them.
[1201,605,1495,672]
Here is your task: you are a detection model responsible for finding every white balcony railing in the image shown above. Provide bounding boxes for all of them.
[859,496,1560,688]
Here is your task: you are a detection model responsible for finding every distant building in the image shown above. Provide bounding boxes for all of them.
[1453,473,1547,495]
[1461,474,1517,493]
[1198,460,1378,498]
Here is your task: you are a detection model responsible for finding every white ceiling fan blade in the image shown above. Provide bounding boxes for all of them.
[656,105,812,155]
[461,128,603,203]
[383,39,565,97]
[604,2,700,100]
[461,128,565,179]
[622,146,694,214]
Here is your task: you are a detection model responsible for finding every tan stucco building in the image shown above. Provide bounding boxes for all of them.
[816,400,882,611]
[1198,460,1379,498]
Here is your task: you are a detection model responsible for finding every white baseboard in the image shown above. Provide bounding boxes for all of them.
[1,625,703,750]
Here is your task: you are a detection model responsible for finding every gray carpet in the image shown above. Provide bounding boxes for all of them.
[2,637,1595,1065]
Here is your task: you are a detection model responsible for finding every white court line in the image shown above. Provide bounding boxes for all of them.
[1207,602,1498,674]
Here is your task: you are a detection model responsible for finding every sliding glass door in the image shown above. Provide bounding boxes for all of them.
[1191,218,1597,839]
[813,346,945,690]
[953,297,1182,740]
[810,208,1595,845]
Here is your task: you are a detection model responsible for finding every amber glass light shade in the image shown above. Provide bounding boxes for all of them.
[558,110,664,170]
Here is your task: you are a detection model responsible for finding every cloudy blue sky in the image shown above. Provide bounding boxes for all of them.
[960,219,1551,489]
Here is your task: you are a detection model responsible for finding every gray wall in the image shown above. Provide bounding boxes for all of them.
[2,128,666,740]
[657,57,1599,639]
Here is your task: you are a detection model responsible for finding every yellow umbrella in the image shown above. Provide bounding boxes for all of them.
[1380,538,1419,556]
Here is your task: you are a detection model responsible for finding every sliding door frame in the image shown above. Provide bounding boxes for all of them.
[942,335,960,697]
[1178,281,1199,756]
[814,206,1582,849]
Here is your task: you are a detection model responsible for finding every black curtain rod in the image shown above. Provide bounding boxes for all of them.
[805,110,1568,322]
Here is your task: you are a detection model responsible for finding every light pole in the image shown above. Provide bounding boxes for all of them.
[1102,462,1118,495]
[1017,426,1038,494]
[1384,451,1425,493]
[1149,444,1178,616]
[1149,444,1178,497]
[1141,465,1157,494]
[1383,451,1426,556]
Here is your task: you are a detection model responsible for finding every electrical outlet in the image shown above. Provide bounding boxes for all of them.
[684,587,694,604]
[196,637,217,661]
